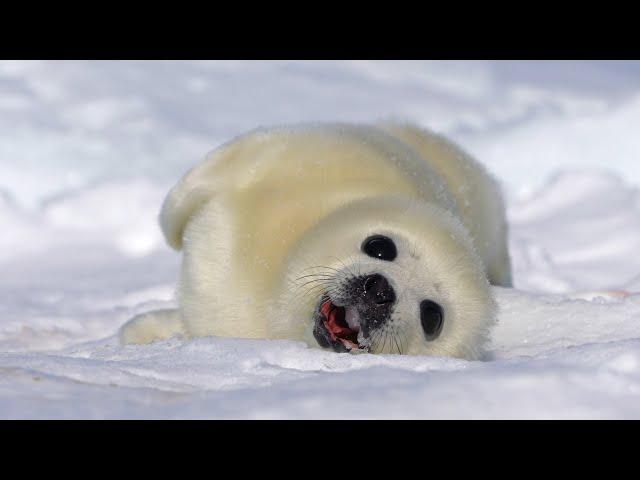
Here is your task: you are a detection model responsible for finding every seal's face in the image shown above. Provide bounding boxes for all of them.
[308,235,445,354]
[311,235,444,353]
[276,196,496,359]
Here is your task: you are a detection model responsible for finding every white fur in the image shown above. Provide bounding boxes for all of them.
[120,122,511,359]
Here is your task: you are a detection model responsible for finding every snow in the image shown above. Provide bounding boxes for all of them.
[2,60,640,418]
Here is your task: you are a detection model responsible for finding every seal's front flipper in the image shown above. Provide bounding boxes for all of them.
[119,309,185,345]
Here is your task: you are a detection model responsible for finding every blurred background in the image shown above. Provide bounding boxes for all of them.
[3,60,640,204]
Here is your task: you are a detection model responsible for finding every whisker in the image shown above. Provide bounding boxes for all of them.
[293,278,332,290]
[292,273,334,282]
[393,331,402,355]
[299,265,343,275]
[381,329,389,354]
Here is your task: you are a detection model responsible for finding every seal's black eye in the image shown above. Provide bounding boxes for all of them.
[362,235,397,261]
[420,300,444,340]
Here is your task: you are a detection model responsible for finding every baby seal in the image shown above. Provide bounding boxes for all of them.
[120,122,512,359]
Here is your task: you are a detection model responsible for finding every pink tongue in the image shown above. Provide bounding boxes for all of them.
[321,300,358,348]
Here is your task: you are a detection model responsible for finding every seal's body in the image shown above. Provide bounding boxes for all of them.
[120,122,511,359]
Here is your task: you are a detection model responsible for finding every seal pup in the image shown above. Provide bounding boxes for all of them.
[120,122,512,359]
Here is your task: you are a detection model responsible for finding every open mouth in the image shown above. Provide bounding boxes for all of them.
[315,298,370,352]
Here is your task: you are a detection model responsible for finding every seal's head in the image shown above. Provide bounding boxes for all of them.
[274,195,496,359]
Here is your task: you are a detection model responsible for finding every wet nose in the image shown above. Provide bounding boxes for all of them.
[363,274,396,305]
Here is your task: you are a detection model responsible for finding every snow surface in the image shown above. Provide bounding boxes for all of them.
[3,60,640,418]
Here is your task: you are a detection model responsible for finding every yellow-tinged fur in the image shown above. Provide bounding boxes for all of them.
[120,122,512,359]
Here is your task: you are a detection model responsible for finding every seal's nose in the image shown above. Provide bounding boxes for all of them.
[363,274,396,305]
